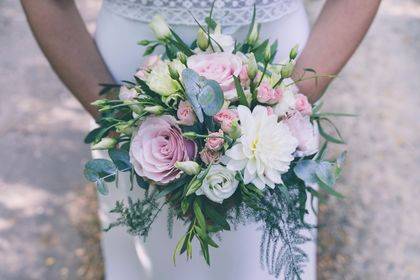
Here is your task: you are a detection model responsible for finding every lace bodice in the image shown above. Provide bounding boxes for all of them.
[102,0,300,26]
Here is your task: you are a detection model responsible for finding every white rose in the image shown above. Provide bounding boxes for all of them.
[146,61,181,96]
[196,164,239,203]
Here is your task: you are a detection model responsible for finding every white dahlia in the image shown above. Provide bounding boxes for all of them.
[224,105,298,190]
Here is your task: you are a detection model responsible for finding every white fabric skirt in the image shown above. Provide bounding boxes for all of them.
[93,2,316,279]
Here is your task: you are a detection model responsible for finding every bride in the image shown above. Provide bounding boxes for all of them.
[21,0,380,279]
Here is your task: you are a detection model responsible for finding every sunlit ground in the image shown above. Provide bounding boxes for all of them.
[0,0,419,279]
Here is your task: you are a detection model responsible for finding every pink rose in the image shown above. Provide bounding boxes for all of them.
[257,82,272,104]
[213,108,238,133]
[205,130,224,151]
[295,93,312,116]
[187,52,243,100]
[130,115,197,184]
[177,101,196,126]
[199,148,221,165]
[284,111,319,157]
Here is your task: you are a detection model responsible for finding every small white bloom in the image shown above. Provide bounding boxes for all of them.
[196,164,239,203]
[149,15,171,41]
[225,105,298,190]
[273,79,299,117]
[175,161,201,175]
[211,24,235,53]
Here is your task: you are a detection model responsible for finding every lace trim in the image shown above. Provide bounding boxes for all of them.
[102,0,299,26]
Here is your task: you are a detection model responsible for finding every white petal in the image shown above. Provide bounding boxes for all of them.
[225,143,245,160]
[252,177,266,190]
[227,159,247,171]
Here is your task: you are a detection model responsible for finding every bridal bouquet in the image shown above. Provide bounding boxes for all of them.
[84,7,348,279]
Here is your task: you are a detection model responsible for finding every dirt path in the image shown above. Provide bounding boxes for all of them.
[0,0,419,279]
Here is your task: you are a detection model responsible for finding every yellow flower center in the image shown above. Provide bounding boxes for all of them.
[251,137,259,152]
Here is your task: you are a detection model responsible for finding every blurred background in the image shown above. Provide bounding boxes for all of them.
[0,0,419,279]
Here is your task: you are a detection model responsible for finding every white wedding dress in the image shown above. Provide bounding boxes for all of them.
[93,0,316,279]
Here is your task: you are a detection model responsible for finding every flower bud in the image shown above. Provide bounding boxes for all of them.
[177,52,188,66]
[182,131,198,140]
[130,104,144,115]
[168,63,180,80]
[137,40,151,46]
[228,119,241,140]
[175,161,201,175]
[91,99,108,107]
[197,28,209,51]
[264,44,271,63]
[289,44,299,60]
[116,123,135,136]
[144,105,164,115]
[281,63,294,78]
[247,53,258,80]
[149,15,171,41]
[247,23,259,46]
[91,137,117,150]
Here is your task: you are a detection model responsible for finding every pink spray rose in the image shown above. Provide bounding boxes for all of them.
[257,81,272,104]
[295,93,312,116]
[199,148,221,165]
[187,52,243,100]
[257,82,283,105]
[130,115,197,184]
[284,111,319,157]
[239,65,249,85]
[177,101,196,126]
[119,85,138,101]
[213,108,239,133]
[205,130,224,151]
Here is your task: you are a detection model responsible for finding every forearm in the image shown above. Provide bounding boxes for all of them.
[21,0,114,119]
[294,0,381,102]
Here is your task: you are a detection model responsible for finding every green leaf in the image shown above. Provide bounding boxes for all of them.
[173,235,186,265]
[156,177,188,199]
[317,120,345,144]
[205,204,230,230]
[169,29,194,56]
[143,43,159,56]
[108,148,132,171]
[198,80,224,116]
[135,175,149,189]
[193,200,206,230]
[205,17,217,30]
[316,177,344,199]
[246,5,257,40]
[233,76,249,107]
[95,179,109,195]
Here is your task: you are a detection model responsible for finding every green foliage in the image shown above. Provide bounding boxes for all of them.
[84,159,117,195]
[104,190,163,239]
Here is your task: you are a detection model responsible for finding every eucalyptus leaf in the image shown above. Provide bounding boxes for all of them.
[96,179,109,195]
[109,148,132,171]
[293,160,319,186]
[198,80,224,116]
[182,69,204,122]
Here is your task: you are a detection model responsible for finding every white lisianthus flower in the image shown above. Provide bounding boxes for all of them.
[225,105,298,190]
[196,164,239,203]
[149,15,171,41]
[211,24,235,53]
[273,78,299,117]
[146,62,180,96]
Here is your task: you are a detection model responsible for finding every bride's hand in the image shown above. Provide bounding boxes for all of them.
[294,0,381,103]
[21,0,115,119]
